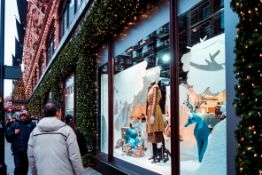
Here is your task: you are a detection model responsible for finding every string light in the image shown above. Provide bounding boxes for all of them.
[232,0,262,173]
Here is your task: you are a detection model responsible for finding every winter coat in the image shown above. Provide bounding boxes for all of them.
[146,84,165,134]
[27,117,84,175]
[5,120,36,152]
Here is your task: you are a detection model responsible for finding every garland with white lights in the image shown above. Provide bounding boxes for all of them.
[27,0,150,166]
[12,79,26,101]
[231,1,262,174]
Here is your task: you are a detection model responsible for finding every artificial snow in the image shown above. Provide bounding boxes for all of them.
[181,119,226,175]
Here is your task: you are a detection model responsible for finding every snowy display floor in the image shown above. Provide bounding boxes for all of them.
[114,148,172,175]
[113,119,226,175]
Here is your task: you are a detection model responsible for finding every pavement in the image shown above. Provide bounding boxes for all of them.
[5,140,101,175]
[5,140,22,175]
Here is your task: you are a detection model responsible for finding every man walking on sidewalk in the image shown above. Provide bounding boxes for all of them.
[5,110,36,175]
[27,100,84,175]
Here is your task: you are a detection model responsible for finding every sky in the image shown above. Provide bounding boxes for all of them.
[4,0,18,98]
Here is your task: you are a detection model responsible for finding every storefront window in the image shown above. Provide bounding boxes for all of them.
[100,58,109,153]
[178,0,226,174]
[64,74,75,116]
[113,22,171,174]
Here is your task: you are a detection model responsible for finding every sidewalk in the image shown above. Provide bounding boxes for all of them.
[83,167,102,175]
[5,140,101,175]
[5,140,31,175]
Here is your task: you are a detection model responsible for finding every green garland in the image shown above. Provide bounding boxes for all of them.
[28,0,149,166]
[231,1,262,174]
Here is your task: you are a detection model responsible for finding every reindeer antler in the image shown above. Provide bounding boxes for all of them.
[183,94,206,113]
[194,99,205,112]
[183,94,194,112]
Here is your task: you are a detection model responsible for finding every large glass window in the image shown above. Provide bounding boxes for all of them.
[178,0,226,174]
[64,74,75,117]
[113,23,171,174]
[46,26,55,64]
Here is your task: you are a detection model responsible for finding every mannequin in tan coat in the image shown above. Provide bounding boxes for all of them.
[146,82,165,163]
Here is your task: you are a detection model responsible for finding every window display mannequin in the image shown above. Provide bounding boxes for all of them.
[146,81,165,163]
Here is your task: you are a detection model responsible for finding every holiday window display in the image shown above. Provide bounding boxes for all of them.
[111,18,172,173]
[113,61,172,174]
[179,29,226,175]
[179,3,226,172]
[180,86,226,174]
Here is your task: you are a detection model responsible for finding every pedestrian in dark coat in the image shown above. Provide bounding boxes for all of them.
[65,114,88,156]
[5,110,36,175]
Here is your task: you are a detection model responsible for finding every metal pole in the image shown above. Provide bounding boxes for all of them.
[108,40,114,161]
[170,0,180,174]
[0,0,7,173]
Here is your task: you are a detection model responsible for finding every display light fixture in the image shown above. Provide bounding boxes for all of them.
[162,54,170,63]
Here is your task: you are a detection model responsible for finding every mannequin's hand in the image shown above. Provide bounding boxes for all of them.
[149,114,155,125]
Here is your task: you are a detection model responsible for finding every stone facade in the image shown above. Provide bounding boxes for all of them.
[22,0,61,98]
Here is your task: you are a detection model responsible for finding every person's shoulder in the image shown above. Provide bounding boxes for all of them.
[59,124,75,134]
[30,126,40,135]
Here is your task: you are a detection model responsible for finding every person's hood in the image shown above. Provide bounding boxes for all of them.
[37,117,66,132]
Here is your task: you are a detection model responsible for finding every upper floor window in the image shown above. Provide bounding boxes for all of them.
[69,0,75,25]
[76,0,83,10]
[46,26,55,64]
[60,0,84,40]
[39,51,44,78]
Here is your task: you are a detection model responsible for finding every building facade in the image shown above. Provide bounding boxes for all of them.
[21,0,238,174]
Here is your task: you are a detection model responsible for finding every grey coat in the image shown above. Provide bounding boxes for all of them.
[28,117,84,175]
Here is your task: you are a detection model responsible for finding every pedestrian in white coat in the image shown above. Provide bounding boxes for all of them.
[27,100,84,175]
